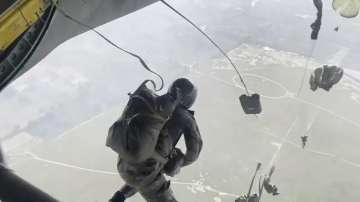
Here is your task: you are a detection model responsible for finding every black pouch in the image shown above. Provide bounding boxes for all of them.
[239,94,262,114]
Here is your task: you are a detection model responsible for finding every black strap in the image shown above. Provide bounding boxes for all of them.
[130,95,156,114]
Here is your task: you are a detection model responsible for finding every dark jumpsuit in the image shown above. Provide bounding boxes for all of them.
[0,146,4,164]
[116,106,202,202]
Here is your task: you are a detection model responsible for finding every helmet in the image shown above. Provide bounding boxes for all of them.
[168,78,197,109]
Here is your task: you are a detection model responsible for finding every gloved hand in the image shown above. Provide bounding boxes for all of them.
[109,191,126,202]
[163,148,184,177]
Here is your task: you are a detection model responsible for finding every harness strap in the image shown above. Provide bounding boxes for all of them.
[130,95,156,114]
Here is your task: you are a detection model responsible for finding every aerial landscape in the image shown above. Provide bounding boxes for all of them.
[1,0,360,201]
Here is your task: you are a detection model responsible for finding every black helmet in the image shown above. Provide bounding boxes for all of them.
[168,78,197,109]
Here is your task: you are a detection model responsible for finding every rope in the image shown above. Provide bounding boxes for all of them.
[246,163,262,198]
[160,0,251,95]
[296,40,317,96]
[52,1,164,91]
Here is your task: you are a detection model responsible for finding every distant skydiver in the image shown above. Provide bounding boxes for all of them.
[263,178,279,196]
[309,65,344,91]
[301,136,308,149]
[235,164,280,202]
[262,166,280,196]
[106,78,202,202]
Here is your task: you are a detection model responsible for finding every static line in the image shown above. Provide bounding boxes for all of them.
[266,119,297,171]
[297,40,317,96]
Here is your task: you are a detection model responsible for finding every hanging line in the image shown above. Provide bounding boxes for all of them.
[296,40,317,96]
[258,175,265,200]
[258,165,274,200]
[297,0,322,96]
[51,1,164,91]
[246,163,262,198]
[160,0,251,95]
[302,109,320,143]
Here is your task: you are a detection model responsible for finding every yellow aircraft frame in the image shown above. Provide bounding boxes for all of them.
[0,0,45,51]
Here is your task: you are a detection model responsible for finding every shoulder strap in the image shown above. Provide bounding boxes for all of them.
[130,95,156,114]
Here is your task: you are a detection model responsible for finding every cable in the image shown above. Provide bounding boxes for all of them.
[246,163,261,198]
[52,1,164,91]
[297,0,323,96]
[160,0,250,95]
[296,40,317,96]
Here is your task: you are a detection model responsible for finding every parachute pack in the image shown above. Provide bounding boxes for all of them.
[106,80,178,163]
